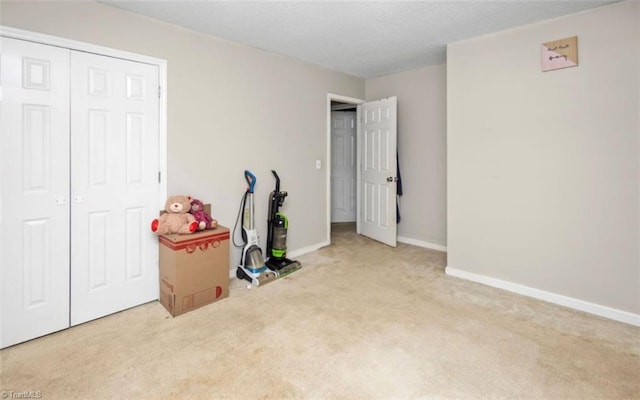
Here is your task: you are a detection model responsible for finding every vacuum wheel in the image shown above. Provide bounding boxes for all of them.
[236,267,247,280]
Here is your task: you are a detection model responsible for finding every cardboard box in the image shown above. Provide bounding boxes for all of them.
[158,225,229,317]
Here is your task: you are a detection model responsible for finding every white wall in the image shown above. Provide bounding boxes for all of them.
[366,65,447,249]
[447,1,639,316]
[0,0,365,269]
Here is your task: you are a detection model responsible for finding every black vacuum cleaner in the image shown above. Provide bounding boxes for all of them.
[265,170,302,276]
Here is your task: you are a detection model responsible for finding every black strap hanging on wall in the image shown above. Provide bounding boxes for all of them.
[396,150,403,223]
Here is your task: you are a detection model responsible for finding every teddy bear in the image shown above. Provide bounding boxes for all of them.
[151,195,199,235]
[189,198,218,230]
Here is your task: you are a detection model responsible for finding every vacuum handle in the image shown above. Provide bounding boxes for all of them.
[245,170,257,193]
[271,170,280,192]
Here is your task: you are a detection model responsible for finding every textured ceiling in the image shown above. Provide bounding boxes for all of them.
[99,0,616,78]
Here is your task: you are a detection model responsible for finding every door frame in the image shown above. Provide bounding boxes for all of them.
[326,93,364,244]
[0,26,168,208]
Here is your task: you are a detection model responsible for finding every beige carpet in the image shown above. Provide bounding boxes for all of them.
[1,223,638,399]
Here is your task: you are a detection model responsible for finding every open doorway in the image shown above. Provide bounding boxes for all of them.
[331,102,357,236]
[326,94,364,244]
[326,94,398,248]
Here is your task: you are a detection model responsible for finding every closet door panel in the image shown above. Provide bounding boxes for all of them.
[69,51,160,325]
[0,38,71,348]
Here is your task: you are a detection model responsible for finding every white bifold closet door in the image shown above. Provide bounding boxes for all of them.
[1,37,160,348]
[69,51,159,326]
[0,37,72,348]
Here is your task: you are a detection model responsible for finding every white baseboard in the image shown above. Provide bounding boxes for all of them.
[287,241,330,259]
[445,266,640,327]
[397,236,447,252]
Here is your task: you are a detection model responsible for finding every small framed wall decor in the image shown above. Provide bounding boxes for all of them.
[541,36,578,72]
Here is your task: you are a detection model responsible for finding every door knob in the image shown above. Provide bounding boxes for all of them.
[73,195,86,203]
[386,177,397,182]
[54,196,68,205]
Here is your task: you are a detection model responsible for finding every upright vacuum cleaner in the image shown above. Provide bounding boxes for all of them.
[236,170,278,287]
[265,170,302,276]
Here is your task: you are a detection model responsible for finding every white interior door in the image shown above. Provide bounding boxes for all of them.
[0,38,71,348]
[331,111,357,223]
[359,97,397,247]
[69,51,160,325]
